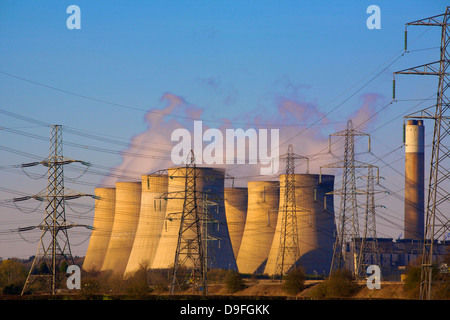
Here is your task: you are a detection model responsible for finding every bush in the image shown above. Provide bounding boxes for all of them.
[282,268,305,295]
[80,278,102,299]
[307,282,328,300]
[307,270,358,299]
[126,279,152,297]
[325,270,359,298]
[403,264,450,299]
[147,269,170,293]
[37,262,50,275]
[403,265,421,298]
[126,265,152,297]
[3,284,22,295]
[207,269,228,283]
[0,259,27,290]
[434,274,450,299]
[224,270,246,294]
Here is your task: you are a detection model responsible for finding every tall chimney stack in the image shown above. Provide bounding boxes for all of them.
[404,120,425,240]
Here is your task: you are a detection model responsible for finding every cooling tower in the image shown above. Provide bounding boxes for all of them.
[265,174,335,276]
[236,181,279,274]
[224,187,248,259]
[82,187,116,272]
[124,174,168,277]
[151,167,237,271]
[101,181,142,276]
[404,120,425,240]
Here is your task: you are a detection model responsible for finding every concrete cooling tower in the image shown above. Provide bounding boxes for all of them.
[101,181,142,276]
[124,174,168,277]
[236,181,279,274]
[82,187,116,272]
[224,187,248,259]
[151,167,237,271]
[265,174,335,276]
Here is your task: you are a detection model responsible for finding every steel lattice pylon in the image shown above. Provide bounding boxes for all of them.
[20,125,94,295]
[201,193,220,282]
[165,151,207,296]
[356,165,381,279]
[321,120,374,278]
[274,144,309,278]
[394,7,450,300]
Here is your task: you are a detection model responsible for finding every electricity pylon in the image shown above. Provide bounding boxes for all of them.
[201,193,220,281]
[394,7,450,300]
[274,144,309,278]
[320,120,374,278]
[159,151,207,296]
[356,165,382,279]
[14,125,94,295]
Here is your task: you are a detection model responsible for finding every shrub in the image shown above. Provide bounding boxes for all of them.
[0,259,27,287]
[81,278,102,299]
[403,264,450,299]
[403,265,421,298]
[224,270,246,293]
[148,269,170,293]
[282,268,305,295]
[307,282,328,300]
[325,269,359,298]
[3,284,22,295]
[307,270,359,299]
[207,269,228,283]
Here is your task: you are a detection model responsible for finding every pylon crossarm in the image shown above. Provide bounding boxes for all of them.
[36,224,93,231]
[320,160,346,170]
[40,158,89,167]
[395,61,443,76]
[406,10,449,26]
[158,190,211,201]
[330,128,370,138]
[404,105,444,119]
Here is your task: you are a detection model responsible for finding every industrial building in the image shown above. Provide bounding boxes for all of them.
[350,237,449,280]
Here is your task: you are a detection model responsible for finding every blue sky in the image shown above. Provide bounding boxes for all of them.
[0,1,445,259]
